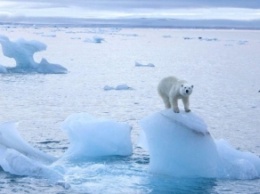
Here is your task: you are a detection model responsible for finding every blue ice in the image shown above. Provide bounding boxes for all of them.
[0,35,67,74]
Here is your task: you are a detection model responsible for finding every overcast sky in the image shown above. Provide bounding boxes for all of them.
[0,0,260,22]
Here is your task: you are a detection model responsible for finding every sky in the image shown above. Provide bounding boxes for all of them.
[0,0,260,25]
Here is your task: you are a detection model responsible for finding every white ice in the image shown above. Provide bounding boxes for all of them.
[140,110,260,179]
[104,84,133,91]
[0,35,68,74]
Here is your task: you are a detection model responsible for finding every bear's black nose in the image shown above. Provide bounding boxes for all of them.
[186,90,189,94]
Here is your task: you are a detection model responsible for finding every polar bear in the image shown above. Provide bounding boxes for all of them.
[158,76,193,113]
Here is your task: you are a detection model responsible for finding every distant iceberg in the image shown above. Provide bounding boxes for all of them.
[140,110,260,179]
[84,36,105,43]
[0,35,68,74]
[135,61,155,67]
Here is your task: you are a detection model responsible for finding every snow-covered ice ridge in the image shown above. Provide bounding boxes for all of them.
[0,35,68,74]
[0,111,260,181]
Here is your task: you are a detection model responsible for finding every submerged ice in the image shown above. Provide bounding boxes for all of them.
[0,35,67,74]
[140,110,260,179]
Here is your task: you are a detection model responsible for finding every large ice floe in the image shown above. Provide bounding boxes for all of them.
[140,110,260,179]
[0,35,67,74]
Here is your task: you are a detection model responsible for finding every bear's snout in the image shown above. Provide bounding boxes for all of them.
[186,90,189,94]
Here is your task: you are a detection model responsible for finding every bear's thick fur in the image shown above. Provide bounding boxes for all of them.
[158,76,193,113]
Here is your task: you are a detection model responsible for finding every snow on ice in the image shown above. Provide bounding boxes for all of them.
[0,35,67,74]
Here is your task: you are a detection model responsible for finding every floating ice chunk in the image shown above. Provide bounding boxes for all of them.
[84,36,105,43]
[103,84,132,91]
[0,122,56,163]
[0,122,61,180]
[103,85,115,91]
[238,40,248,45]
[135,61,155,67]
[0,148,63,181]
[140,110,260,179]
[115,84,132,90]
[61,113,132,160]
[0,35,67,74]
[140,110,218,178]
[216,139,260,180]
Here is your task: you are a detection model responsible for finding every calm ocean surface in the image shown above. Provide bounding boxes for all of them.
[0,26,260,193]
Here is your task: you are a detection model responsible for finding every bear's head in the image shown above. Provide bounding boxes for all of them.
[180,84,193,97]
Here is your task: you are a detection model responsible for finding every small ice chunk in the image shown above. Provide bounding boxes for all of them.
[61,113,133,160]
[84,36,105,43]
[135,61,155,67]
[104,84,132,91]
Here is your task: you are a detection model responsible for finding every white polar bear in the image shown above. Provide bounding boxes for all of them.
[158,76,193,113]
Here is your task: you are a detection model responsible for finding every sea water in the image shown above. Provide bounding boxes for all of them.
[0,26,260,193]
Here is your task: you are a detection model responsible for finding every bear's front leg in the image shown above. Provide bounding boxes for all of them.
[170,97,179,113]
[182,97,191,112]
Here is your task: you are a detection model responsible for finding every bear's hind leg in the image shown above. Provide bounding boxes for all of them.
[162,96,171,109]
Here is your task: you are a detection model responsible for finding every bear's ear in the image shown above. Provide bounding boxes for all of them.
[191,85,194,88]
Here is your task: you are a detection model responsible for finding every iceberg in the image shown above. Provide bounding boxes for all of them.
[61,113,133,160]
[140,110,260,179]
[0,35,67,74]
